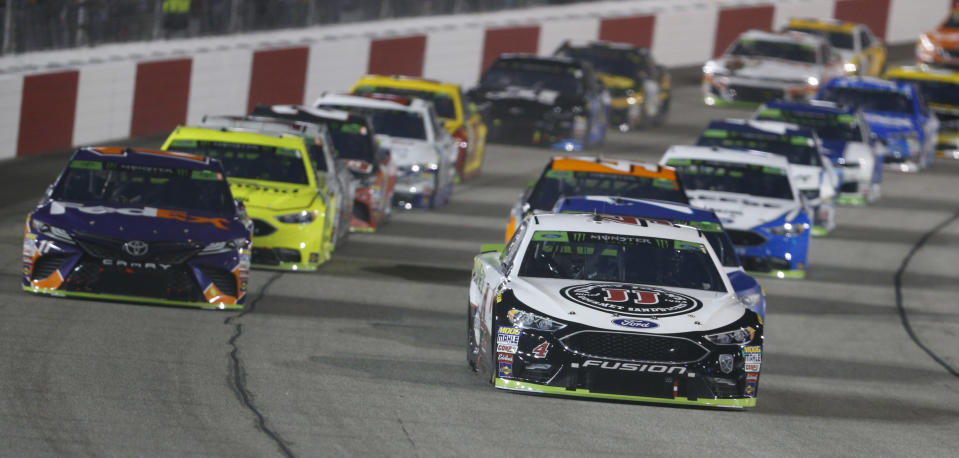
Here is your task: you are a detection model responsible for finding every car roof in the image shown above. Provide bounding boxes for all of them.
[661,145,791,168]
[555,196,720,224]
[737,29,825,47]
[165,125,308,150]
[760,100,857,115]
[527,212,707,243]
[73,146,214,169]
[313,93,429,112]
[352,74,460,93]
[495,53,582,67]
[787,17,858,33]
[548,156,678,181]
[822,76,913,93]
[884,65,959,83]
[706,118,813,137]
[558,40,649,54]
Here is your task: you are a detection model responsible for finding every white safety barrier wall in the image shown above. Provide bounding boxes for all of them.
[0,0,951,160]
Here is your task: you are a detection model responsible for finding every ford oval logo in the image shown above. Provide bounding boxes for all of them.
[122,240,149,257]
[611,318,659,329]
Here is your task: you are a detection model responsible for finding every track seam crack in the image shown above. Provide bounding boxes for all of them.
[397,416,417,451]
[894,208,959,378]
[224,272,297,457]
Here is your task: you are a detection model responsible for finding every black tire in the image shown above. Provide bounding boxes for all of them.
[467,301,478,371]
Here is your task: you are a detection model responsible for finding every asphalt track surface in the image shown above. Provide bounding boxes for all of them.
[1,81,958,457]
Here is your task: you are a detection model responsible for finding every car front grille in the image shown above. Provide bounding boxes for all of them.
[740,256,792,273]
[31,253,73,280]
[251,247,301,265]
[727,84,784,103]
[62,259,203,302]
[561,331,708,364]
[726,229,767,246]
[74,233,201,264]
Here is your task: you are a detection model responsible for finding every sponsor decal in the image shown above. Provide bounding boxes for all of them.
[719,354,735,374]
[49,201,230,230]
[497,326,521,346]
[744,346,762,372]
[611,318,659,329]
[560,283,703,317]
[582,360,687,375]
[497,352,513,363]
[746,372,759,382]
[102,259,172,270]
[531,342,549,359]
[22,239,36,258]
[498,362,513,377]
[744,381,757,397]
[496,343,518,354]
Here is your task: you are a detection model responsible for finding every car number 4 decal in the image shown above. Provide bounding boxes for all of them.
[531,342,549,358]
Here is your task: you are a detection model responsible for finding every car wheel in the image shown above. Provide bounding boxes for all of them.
[467,301,478,371]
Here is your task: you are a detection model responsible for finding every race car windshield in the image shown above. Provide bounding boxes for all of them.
[52,160,235,215]
[166,140,309,185]
[352,86,457,119]
[666,158,795,201]
[894,79,959,109]
[818,87,913,114]
[729,39,818,64]
[696,129,822,166]
[326,120,375,162]
[528,170,688,211]
[756,109,863,142]
[322,105,427,140]
[788,28,854,50]
[519,230,727,292]
[481,60,584,94]
[558,49,644,78]
[945,11,959,28]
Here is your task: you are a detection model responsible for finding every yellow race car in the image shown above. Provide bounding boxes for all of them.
[351,74,487,181]
[787,18,886,76]
[163,119,352,271]
[884,65,959,159]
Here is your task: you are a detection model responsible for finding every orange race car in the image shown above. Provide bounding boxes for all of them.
[503,156,689,241]
[917,8,959,67]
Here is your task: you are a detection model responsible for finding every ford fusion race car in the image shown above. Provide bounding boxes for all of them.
[916,8,959,67]
[350,74,486,181]
[695,119,838,235]
[314,93,456,209]
[661,146,811,279]
[816,77,939,171]
[469,212,764,407]
[163,118,352,271]
[251,104,397,231]
[786,18,886,76]
[552,196,766,319]
[754,101,883,205]
[504,156,688,240]
[469,54,609,150]
[883,66,959,159]
[554,40,671,131]
[703,30,845,107]
[23,147,251,309]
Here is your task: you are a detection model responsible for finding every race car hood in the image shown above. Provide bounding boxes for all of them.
[819,139,849,162]
[228,179,317,212]
[927,29,959,49]
[685,190,798,230]
[34,200,245,243]
[712,57,819,83]
[596,73,636,90]
[510,277,744,334]
[789,164,822,191]
[377,135,438,168]
[862,112,917,137]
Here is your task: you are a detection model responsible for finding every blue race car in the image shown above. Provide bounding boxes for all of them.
[695,119,839,235]
[661,146,812,279]
[816,77,940,172]
[552,196,767,319]
[22,147,252,309]
[754,100,884,205]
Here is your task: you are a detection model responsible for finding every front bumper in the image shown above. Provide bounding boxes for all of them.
[486,104,587,149]
[703,76,816,107]
[248,212,327,271]
[495,378,756,408]
[728,228,809,279]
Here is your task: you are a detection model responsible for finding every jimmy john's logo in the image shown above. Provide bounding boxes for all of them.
[559,283,702,317]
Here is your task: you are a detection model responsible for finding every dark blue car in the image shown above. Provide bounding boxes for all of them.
[552,196,766,319]
[816,77,939,171]
[22,147,252,309]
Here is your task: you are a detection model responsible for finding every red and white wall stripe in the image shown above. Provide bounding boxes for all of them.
[0,0,951,160]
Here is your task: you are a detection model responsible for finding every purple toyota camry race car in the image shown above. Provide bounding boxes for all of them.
[22,147,252,310]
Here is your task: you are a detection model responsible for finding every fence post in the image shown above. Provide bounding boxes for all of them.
[229,0,242,33]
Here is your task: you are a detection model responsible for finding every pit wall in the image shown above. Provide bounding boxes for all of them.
[0,0,952,160]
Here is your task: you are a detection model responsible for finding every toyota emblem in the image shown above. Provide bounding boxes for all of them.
[122,240,149,257]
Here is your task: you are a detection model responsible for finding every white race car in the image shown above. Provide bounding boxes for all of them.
[660,146,812,279]
[469,212,764,407]
[703,30,846,106]
[314,93,457,209]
